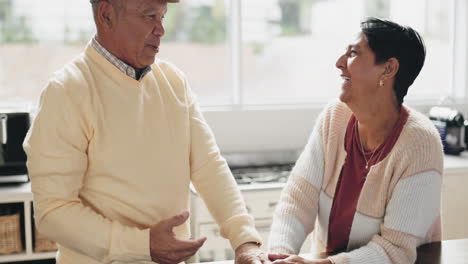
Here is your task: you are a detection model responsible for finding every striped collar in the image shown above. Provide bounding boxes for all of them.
[91,36,151,81]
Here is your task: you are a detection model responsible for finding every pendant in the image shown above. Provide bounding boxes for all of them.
[365,164,369,170]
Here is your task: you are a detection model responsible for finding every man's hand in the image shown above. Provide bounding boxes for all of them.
[150,211,206,264]
[268,253,331,264]
[235,242,270,264]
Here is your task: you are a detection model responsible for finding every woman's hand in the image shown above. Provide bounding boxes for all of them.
[268,253,332,264]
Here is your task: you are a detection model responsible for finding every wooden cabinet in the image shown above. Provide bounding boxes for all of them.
[441,153,468,240]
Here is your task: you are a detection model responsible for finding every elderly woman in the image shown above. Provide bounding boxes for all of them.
[268,18,443,264]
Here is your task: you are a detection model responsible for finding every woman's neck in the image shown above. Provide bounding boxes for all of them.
[353,101,401,151]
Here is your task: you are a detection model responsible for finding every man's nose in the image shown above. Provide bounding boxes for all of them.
[153,22,165,37]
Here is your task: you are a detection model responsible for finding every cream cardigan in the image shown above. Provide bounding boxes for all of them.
[269,101,443,264]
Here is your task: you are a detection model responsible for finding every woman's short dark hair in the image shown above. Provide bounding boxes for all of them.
[360,17,426,106]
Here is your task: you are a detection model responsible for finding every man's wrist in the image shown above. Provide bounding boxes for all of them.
[235,241,261,253]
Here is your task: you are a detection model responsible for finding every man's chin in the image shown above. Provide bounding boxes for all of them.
[141,56,156,67]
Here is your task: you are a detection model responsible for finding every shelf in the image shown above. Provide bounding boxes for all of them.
[0,187,56,263]
[0,182,32,203]
[0,251,56,263]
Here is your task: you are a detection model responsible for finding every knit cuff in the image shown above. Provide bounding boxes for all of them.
[220,214,263,250]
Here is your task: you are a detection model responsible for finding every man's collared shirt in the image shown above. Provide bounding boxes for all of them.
[91,37,151,81]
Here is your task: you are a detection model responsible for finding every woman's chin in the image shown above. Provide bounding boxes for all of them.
[339,91,350,103]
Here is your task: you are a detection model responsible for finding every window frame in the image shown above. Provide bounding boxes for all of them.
[204,0,468,110]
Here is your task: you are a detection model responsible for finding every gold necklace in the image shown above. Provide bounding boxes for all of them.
[355,121,379,170]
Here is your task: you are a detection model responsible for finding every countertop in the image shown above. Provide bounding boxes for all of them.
[190,239,468,264]
[1,153,467,200]
[190,152,468,193]
[442,151,468,175]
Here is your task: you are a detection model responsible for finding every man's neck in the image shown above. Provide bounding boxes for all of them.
[96,35,125,63]
[92,35,151,81]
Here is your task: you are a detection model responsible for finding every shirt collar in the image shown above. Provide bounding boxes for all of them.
[91,36,151,81]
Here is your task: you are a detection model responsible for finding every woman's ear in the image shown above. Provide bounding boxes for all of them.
[382,57,399,80]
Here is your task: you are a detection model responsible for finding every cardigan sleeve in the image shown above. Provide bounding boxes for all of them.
[23,81,152,264]
[268,109,327,254]
[328,170,442,264]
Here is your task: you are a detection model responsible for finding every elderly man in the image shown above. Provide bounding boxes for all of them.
[23,0,267,263]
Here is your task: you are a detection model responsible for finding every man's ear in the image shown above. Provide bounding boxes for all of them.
[96,1,116,29]
[381,57,399,80]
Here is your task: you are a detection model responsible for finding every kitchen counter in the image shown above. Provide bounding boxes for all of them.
[1,153,466,201]
[443,151,468,175]
[191,239,468,264]
[0,154,467,263]
[188,152,468,194]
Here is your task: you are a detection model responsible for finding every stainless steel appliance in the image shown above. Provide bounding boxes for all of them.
[429,107,466,155]
[0,111,30,183]
[465,120,468,149]
[224,149,300,186]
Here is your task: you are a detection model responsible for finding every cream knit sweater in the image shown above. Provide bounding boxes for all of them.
[268,101,444,264]
[23,42,261,264]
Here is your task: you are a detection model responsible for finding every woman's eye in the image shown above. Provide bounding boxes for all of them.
[349,50,357,57]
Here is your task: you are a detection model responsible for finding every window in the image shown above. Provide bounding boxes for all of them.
[159,1,231,105]
[0,0,463,107]
[0,0,94,105]
[240,0,453,104]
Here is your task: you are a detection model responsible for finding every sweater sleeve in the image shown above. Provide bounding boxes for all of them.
[328,170,442,264]
[23,81,151,264]
[268,110,326,254]
[186,83,262,250]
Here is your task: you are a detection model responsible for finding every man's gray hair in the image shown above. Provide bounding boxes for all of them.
[90,0,121,21]
[90,0,178,20]
[90,0,104,20]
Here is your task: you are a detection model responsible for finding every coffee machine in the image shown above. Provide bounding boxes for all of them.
[0,111,30,183]
[429,107,466,155]
[465,120,468,149]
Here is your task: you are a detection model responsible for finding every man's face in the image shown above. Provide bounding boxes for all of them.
[111,0,167,68]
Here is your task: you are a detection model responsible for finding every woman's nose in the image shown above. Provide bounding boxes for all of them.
[336,54,346,70]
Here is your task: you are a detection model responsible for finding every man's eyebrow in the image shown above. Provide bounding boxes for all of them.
[142,7,167,15]
[142,8,156,14]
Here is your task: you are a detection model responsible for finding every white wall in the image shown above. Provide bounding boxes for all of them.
[203,102,468,153]
[203,106,319,152]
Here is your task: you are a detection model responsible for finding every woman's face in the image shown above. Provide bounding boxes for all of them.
[335,33,386,105]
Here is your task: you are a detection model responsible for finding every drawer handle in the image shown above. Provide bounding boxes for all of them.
[268,201,278,207]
